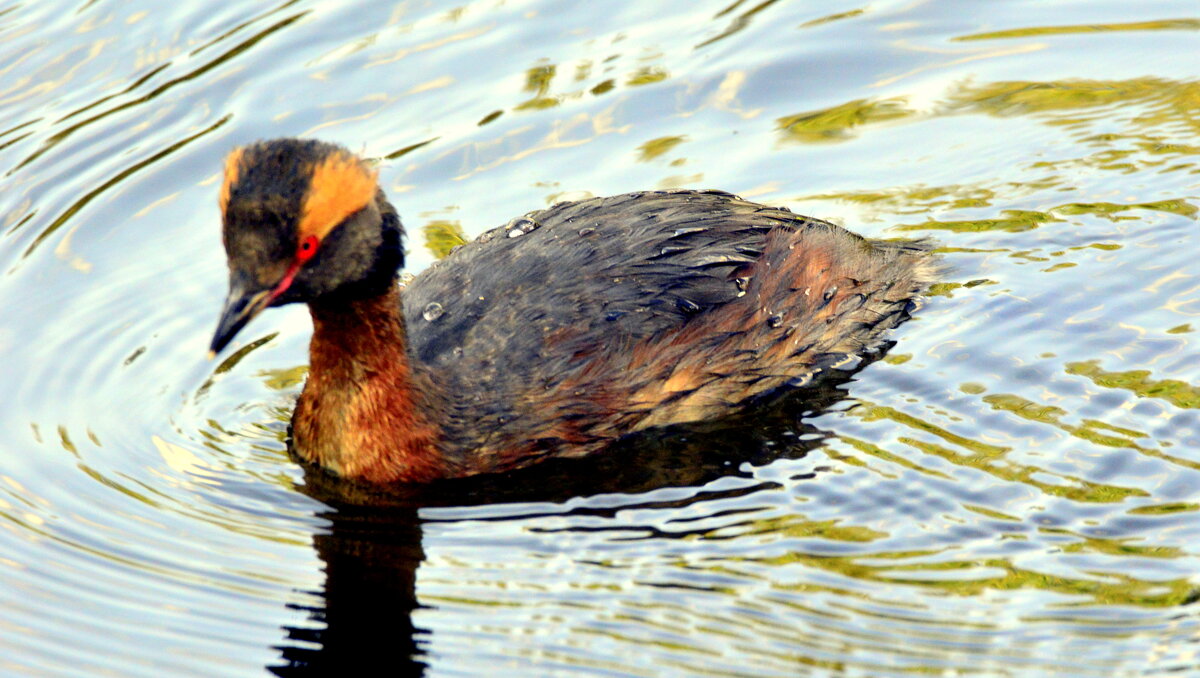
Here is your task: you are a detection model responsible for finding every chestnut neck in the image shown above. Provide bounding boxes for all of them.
[293,283,449,483]
[307,285,409,378]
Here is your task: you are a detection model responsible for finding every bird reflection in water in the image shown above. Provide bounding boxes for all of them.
[265,368,876,676]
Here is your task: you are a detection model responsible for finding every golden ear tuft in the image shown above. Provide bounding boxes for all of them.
[218,147,245,214]
[298,152,379,241]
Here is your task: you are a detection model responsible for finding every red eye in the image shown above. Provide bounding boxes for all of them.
[297,235,319,263]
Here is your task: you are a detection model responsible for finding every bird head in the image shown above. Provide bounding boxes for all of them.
[209,139,404,355]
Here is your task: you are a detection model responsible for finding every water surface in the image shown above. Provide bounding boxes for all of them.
[2,1,1199,675]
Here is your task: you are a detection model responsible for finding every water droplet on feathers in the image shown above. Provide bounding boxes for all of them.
[422,302,445,322]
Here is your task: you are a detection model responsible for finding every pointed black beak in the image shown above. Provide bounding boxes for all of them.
[209,277,273,358]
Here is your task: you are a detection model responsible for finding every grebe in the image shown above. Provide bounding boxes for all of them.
[210,138,935,483]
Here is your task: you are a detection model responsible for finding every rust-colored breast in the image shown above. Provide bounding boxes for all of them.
[293,289,453,483]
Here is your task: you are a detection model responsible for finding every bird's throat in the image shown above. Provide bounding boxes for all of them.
[292,284,447,483]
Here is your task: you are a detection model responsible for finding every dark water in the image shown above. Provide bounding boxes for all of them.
[2,1,1199,675]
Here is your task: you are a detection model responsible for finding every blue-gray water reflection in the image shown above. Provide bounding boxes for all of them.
[1,0,1199,675]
